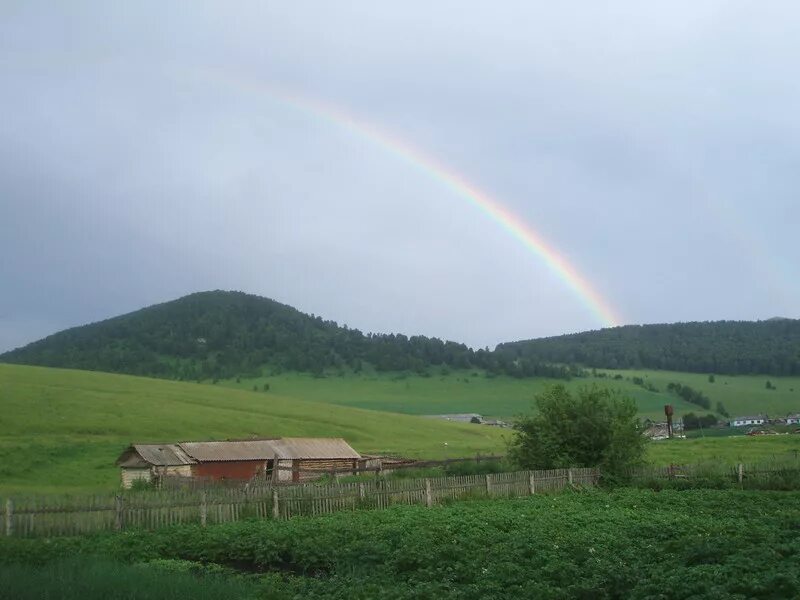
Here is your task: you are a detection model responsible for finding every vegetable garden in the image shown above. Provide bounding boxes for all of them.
[2,488,799,599]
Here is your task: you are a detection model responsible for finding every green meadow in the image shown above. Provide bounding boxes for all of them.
[3,363,800,494]
[220,371,698,421]
[648,435,800,465]
[0,364,506,494]
[222,368,800,421]
[610,368,800,418]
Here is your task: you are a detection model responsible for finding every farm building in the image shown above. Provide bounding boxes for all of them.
[730,415,767,427]
[270,438,363,482]
[428,413,484,424]
[116,438,361,488]
[116,443,195,488]
[180,440,277,481]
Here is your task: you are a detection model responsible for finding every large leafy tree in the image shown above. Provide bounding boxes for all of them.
[508,385,645,476]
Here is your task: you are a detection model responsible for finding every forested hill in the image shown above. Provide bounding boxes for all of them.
[0,291,574,380]
[498,319,800,376]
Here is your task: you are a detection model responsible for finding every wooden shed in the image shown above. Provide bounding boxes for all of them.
[117,438,362,487]
[269,438,362,482]
[179,440,276,482]
[116,443,195,488]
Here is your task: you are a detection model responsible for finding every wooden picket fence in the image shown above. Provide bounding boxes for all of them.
[1,468,598,538]
[627,459,800,486]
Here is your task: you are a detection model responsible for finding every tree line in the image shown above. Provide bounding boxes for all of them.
[0,291,581,381]
[498,319,800,376]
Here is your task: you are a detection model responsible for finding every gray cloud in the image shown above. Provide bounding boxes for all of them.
[2,1,799,352]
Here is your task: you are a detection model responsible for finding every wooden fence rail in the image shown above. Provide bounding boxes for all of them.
[0,467,598,538]
[5,460,798,539]
[626,460,800,486]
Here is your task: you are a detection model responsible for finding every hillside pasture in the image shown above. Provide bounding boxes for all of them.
[0,364,506,494]
[222,368,800,423]
[647,434,800,465]
[609,369,800,419]
[222,370,702,422]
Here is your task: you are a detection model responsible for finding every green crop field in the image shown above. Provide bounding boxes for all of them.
[222,368,800,422]
[0,364,506,494]
[3,489,800,599]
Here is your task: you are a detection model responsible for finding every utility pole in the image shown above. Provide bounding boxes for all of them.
[664,404,674,439]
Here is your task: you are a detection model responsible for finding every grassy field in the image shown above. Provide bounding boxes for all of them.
[4,363,800,495]
[221,370,703,421]
[611,368,800,418]
[0,364,506,494]
[222,368,800,422]
[648,434,800,465]
[3,489,799,599]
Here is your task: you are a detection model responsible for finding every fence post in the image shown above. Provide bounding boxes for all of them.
[485,474,492,496]
[200,491,208,527]
[4,499,12,537]
[528,471,536,495]
[114,495,124,531]
[737,463,744,486]
[425,479,433,508]
[568,469,574,487]
[272,489,280,519]
[359,482,366,500]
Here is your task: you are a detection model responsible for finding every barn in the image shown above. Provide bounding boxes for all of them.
[116,438,362,487]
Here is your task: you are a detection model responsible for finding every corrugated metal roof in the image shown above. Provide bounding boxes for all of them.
[118,438,361,466]
[269,438,361,460]
[131,444,196,466]
[178,440,276,462]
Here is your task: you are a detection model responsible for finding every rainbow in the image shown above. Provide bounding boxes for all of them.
[192,69,623,328]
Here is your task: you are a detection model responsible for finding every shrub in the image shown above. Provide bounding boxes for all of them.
[508,385,646,477]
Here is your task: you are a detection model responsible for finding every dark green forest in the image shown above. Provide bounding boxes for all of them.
[0,291,577,381]
[499,319,800,376]
[3,292,799,380]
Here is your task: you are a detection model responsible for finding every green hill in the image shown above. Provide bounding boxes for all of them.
[0,364,506,494]
[0,290,575,381]
[5,291,799,383]
[499,319,800,375]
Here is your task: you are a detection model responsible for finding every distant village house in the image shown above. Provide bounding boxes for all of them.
[427,413,510,428]
[729,415,767,427]
[116,438,361,488]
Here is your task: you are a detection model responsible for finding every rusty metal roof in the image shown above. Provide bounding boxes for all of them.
[269,438,361,460]
[116,444,196,467]
[178,440,276,462]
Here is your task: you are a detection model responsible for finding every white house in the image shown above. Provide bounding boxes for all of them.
[786,414,800,425]
[730,415,767,427]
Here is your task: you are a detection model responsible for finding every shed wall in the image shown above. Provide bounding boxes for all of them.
[121,467,152,489]
[276,458,360,482]
[192,460,267,481]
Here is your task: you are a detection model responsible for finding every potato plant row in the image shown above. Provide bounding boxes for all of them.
[2,488,800,599]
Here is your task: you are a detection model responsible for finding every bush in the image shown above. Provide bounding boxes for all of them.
[508,385,645,477]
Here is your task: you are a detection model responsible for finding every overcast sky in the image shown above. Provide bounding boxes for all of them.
[2,1,799,352]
